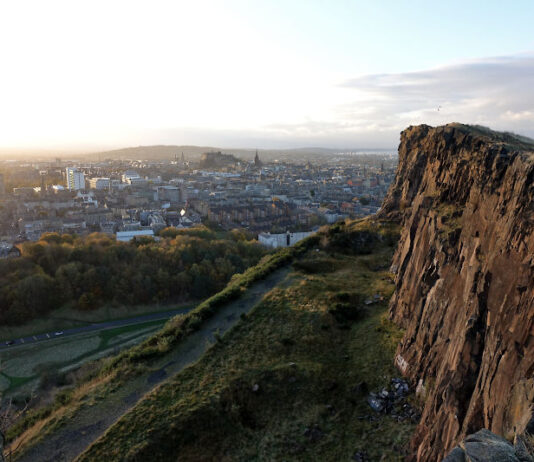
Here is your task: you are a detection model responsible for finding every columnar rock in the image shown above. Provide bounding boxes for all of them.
[380,124,534,461]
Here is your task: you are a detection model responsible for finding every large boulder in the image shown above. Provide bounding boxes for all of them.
[443,430,533,462]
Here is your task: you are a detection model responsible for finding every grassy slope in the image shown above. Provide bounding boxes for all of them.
[0,320,167,394]
[78,219,415,461]
[9,245,302,456]
[0,301,194,342]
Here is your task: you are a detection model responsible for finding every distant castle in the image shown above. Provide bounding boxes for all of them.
[199,151,239,169]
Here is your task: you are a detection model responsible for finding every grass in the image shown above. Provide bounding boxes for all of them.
[434,203,464,243]
[11,218,413,461]
[7,243,311,451]
[0,320,167,395]
[98,321,166,349]
[76,218,414,461]
[0,300,196,342]
[97,241,312,377]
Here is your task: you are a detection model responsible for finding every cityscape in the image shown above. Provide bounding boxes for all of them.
[2,1,532,461]
[0,149,396,251]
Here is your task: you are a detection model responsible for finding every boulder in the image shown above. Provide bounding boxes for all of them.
[443,430,533,462]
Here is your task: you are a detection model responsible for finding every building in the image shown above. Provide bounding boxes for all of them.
[66,167,85,190]
[156,185,181,203]
[0,242,21,259]
[258,230,314,248]
[116,229,155,242]
[13,187,35,197]
[122,170,140,184]
[39,170,47,197]
[0,173,5,195]
[75,191,98,207]
[88,177,111,190]
[254,150,263,168]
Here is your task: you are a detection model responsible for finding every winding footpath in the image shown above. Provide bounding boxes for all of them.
[15,268,289,462]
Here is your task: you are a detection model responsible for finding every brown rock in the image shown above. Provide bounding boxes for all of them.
[381,124,534,461]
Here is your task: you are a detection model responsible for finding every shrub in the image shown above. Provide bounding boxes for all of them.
[328,292,364,324]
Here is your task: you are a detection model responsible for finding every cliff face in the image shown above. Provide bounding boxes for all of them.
[381,124,534,461]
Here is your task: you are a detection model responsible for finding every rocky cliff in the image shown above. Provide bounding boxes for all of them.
[380,123,534,461]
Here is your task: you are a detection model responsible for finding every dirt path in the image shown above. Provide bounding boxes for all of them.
[15,268,290,462]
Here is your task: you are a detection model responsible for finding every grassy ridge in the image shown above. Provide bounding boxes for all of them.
[7,236,315,451]
[77,218,415,461]
[11,218,409,461]
[100,237,316,373]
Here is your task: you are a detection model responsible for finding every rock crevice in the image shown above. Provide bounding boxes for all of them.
[381,124,534,461]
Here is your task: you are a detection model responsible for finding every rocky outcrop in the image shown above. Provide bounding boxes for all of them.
[381,124,534,461]
[443,429,534,462]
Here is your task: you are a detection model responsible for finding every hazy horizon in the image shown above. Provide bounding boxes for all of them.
[1,0,534,153]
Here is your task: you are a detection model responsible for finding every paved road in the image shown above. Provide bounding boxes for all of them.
[0,307,193,350]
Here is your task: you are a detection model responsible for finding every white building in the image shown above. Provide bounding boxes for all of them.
[116,229,155,242]
[122,170,140,184]
[89,177,111,190]
[66,168,85,190]
[51,185,65,192]
[75,191,98,207]
[258,231,314,249]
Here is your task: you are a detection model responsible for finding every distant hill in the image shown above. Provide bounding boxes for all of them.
[86,145,375,162]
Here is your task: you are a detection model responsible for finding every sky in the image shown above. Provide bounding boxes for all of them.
[1,0,534,152]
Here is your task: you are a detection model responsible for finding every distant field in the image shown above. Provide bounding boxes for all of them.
[0,301,194,342]
[0,320,166,394]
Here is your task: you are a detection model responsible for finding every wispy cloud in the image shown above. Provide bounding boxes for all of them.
[64,53,534,151]
[255,54,534,148]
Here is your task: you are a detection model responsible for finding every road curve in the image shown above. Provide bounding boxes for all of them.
[1,308,193,350]
[14,268,289,462]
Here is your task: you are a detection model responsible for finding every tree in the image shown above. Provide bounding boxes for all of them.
[78,292,97,311]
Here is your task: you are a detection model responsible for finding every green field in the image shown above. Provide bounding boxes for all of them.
[0,301,195,342]
[0,320,166,394]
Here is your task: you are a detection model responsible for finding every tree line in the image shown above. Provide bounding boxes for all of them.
[0,227,267,325]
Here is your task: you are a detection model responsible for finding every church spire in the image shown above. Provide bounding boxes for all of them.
[254,149,262,167]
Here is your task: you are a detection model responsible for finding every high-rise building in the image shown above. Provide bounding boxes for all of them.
[39,171,46,197]
[66,167,85,190]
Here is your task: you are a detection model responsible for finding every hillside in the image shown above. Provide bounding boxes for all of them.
[9,219,417,461]
[86,145,347,162]
[76,220,415,462]
[8,123,534,462]
[380,123,534,460]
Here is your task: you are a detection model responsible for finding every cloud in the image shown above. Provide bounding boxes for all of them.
[36,53,534,151]
[253,53,534,148]
[336,54,534,143]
